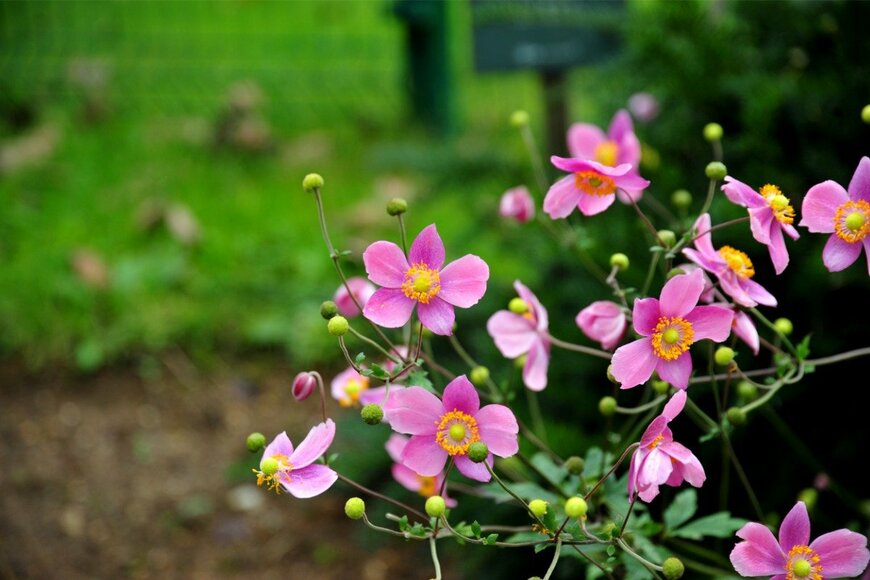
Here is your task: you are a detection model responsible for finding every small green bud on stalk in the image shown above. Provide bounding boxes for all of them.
[737,380,758,401]
[606,365,618,384]
[609,253,630,271]
[361,404,383,425]
[599,396,617,416]
[705,161,728,181]
[327,315,349,336]
[564,496,588,518]
[467,441,489,463]
[528,499,548,518]
[344,497,365,520]
[714,346,735,366]
[320,300,338,320]
[246,432,266,453]
[862,104,870,124]
[652,380,670,395]
[564,456,585,475]
[703,122,723,142]
[302,173,324,192]
[470,366,490,386]
[386,198,408,216]
[514,354,527,369]
[726,407,747,426]
[671,189,692,209]
[510,110,530,128]
[666,267,687,280]
[657,230,676,248]
[425,495,447,518]
[774,317,794,336]
[662,557,685,579]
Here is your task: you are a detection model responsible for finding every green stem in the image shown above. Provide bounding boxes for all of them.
[584,443,639,501]
[699,177,718,217]
[397,213,408,256]
[429,537,442,580]
[542,539,562,580]
[348,326,402,364]
[641,251,661,296]
[749,307,799,358]
[616,538,664,578]
[520,123,550,196]
[569,545,615,580]
[545,333,613,360]
[615,395,666,415]
[362,513,426,539]
[336,473,427,521]
[526,389,548,444]
[485,463,548,529]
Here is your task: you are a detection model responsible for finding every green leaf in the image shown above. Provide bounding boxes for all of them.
[484,533,499,545]
[479,482,561,505]
[582,447,605,479]
[368,363,389,379]
[534,542,553,554]
[407,369,433,390]
[530,452,568,485]
[471,520,481,538]
[408,522,427,537]
[397,515,409,532]
[354,352,366,365]
[671,512,747,540]
[796,334,812,360]
[663,489,698,530]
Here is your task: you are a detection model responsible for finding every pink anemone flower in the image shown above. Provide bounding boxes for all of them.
[576,300,627,350]
[386,434,457,507]
[730,501,869,579]
[388,375,519,483]
[544,156,650,219]
[567,109,646,203]
[722,177,800,275]
[627,390,706,503]
[254,420,337,498]
[611,269,733,390]
[334,277,376,317]
[486,281,550,391]
[800,156,870,274]
[362,224,489,336]
[683,213,778,308]
[499,185,535,223]
[331,366,370,408]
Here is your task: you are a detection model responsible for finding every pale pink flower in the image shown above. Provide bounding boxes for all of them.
[544,156,649,218]
[628,92,660,123]
[731,501,869,578]
[499,186,535,223]
[331,366,370,408]
[487,281,550,391]
[363,224,489,335]
[334,277,376,317]
[254,420,337,498]
[576,300,627,350]
[386,434,457,507]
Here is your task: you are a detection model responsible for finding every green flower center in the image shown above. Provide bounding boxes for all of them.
[449,423,466,442]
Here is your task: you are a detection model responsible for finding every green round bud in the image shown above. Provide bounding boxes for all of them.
[425,495,447,518]
[774,317,794,336]
[862,104,870,124]
[798,488,818,510]
[737,380,758,401]
[666,267,687,280]
[320,300,338,320]
[652,380,670,395]
[528,577,543,580]
[260,457,279,476]
[470,366,490,386]
[529,499,549,518]
[703,122,723,142]
[344,497,366,520]
[510,110,530,128]
[705,161,728,181]
[508,297,529,314]
[609,253,630,271]
[657,230,676,248]
[467,441,489,463]
[671,189,692,209]
[302,173,324,192]
[662,557,685,580]
[598,396,617,416]
[714,346,735,366]
[327,315,349,336]
[514,354,528,369]
[564,456,585,475]
[246,432,266,453]
[564,496,588,518]
[386,198,408,216]
[606,364,618,384]
[726,407,747,426]
[361,403,383,425]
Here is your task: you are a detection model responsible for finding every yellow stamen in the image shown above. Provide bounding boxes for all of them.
[759,184,795,225]
[719,245,755,278]
[650,316,694,361]
[647,434,665,450]
[435,410,480,456]
[833,200,870,243]
[575,170,617,196]
[401,262,441,304]
[594,141,619,167]
[253,453,292,494]
[785,545,823,580]
[418,475,437,498]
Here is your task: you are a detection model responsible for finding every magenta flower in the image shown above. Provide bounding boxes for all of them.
[386,434,457,507]
[800,156,870,274]
[576,300,627,350]
[722,177,800,275]
[544,156,650,218]
[627,391,706,502]
[499,185,535,223]
[254,420,337,498]
[731,501,869,579]
[334,277,376,317]
[292,371,317,401]
[731,308,760,356]
[362,224,489,336]
[388,375,519,482]
[486,280,551,391]
[331,366,370,408]
[611,270,733,390]
[683,213,778,308]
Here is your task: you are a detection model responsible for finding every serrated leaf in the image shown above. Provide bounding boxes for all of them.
[409,522,427,537]
[354,352,366,365]
[796,334,811,360]
[484,533,499,545]
[606,545,616,556]
[407,369,433,390]
[368,363,390,379]
[663,489,698,530]
[471,520,481,538]
[582,447,605,479]
[530,452,568,485]
[398,515,409,532]
[535,542,553,553]
[671,511,747,540]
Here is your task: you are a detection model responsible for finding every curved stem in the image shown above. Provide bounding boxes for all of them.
[545,333,612,360]
[584,443,639,501]
[336,473,427,521]
[485,463,548,529]
[699,177,718,218]
[617,538,664,578]
[429,537,442,580]
[627,193,664,247]
[570,544,615,579]
[397,213,408,256]
[362,513,426,540]
[616,395,666,415]
[310,371,328,423]
[542,538,562,580]
[348,326,403,364]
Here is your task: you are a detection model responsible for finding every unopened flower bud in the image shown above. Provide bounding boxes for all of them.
[703,122,723,142]
[508,297,528,314]
[510,110,530,128]
[292,371,317,401]
[470,366,490,386]
[345,497,365,520]
[599,396,617,416]
[671,189,692,209]
[798,488,818,510]
[705,161,727,181]
[564,496,588,518]
[320,300,338,320]
[529,499,548,518]
[714,346,735,366]
[737,380,758,401]
[386,198,408,216]
[606,365,618,384]
[726,407,747,426]
[774,317,793,336]
[662,557,685,579]
[609,253,630,271]
[862,104,870,124]
[246,432,266,453]
[361,404,383,425]
[327,315,349,336]
[425,495,447,517]
[468,441,489,463]
[260,457,279,476]
[657,230,676,248]
[652,379,669,395]
[302,173,324,192]
[564,456,585,475]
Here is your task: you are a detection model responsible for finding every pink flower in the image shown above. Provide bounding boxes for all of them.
[388,375,519,483]
[292,371,317,401]
[611,270,734,390]
[544,156,650,218]
[731,308,760,356]
[499,185,535,223]
[722,177,800,275]
[331,366,370,408]
[576,300,627,350]
[683,213,778,308]
[334,277,376,317]
[730,501,869,579]
[799,156,870,274]
[627,390,706,502]
[386,434,457,507]
[254,420,337,498]
[486,281,551,391]
[362,224,489,336]
[628,92,660,123]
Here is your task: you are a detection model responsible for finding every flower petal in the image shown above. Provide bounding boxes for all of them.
[640,417,670,448]
[438,254,489,308]
[614,172,650,192]
[662,390,687,421]
[454,453,493,482]
[523,337,550,391]
[388,387,444,435]
[282,464,337,498]
[409,224,445,270]
[749,206,774,245]
[744,277,778,308]
[363,241,409,287]
[577,192,617,216]
[385,433,408,463]
[543,174,582,219]
[778,501,811,552]
[799,181,848,233]
[722,177,766,209]
[636,449,673,500]
[475,404,519,457]
[659,270,705,318]
[656,351,693,390]
[487,311,537,358]
[610,110,640,163]
[847,156,870,203]
[262,432,294,466]
[767,224,790,275]
[401,435,449,477]
[732,310,760,355]
[731,522,787,576]
[392,463,423,492]
[810,528,870,577]
[363,288,416,328]
[822,235,863,272]
[567,122,605,159]
[442,375,480,415]
[632,298,661,336]
[418,297,456,336]
[289,419,336,468]
[685,305,734,342]
[515,280,549,331]
[612,338,659,390]
[691,213,718,258]
[662,441,705,487]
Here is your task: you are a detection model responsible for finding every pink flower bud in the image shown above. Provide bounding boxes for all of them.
[576,300,626,350]
[334,277,376,317]
[628,92,660,123]
[499,186,535,224]
[292,372,317,401]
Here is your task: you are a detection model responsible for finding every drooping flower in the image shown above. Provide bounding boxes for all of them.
[730,501,869,579]
[331,366,370,407]
[683,213,778,308]
[499,185,535,223]
[292,371,317,401]
[388,375,519,482]
[253,420,337,498]
[362,224,489,335]
[611,270,733,389]
[544,156,650,219]
[486,281,551,391]
[722,177,800,275]
[576,300,627,350]
[334,277,376,317]
[386,433,457,507]
[799,156,870,274]
[627,390,706,502]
